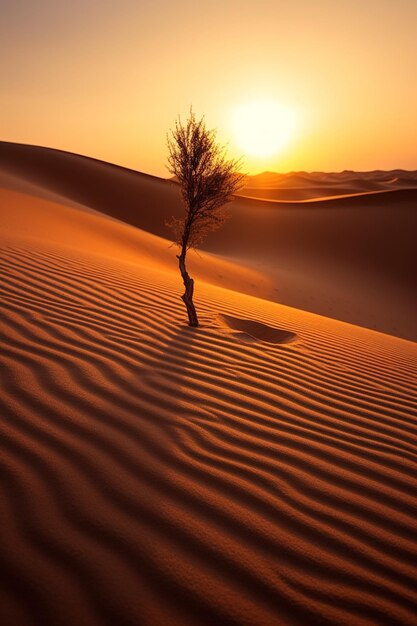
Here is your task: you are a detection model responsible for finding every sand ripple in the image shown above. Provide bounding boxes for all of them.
[1,242,417,625]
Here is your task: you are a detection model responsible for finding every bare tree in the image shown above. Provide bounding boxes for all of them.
[167,110,244,327]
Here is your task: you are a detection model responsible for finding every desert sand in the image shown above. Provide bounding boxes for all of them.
[1,142,416,341]
[1,142,417,625]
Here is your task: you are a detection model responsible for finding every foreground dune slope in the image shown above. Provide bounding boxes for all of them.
[0,186,268,299]
[1,141,416,341]
[1,183,417,626]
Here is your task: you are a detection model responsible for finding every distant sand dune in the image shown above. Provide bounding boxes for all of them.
[239,170,417,200]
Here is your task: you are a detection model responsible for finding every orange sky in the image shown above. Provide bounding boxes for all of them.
[1,0,416,176]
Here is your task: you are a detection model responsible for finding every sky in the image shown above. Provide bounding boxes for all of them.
[1,0,416,176]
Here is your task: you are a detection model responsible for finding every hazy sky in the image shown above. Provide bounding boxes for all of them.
[1,0,416,175]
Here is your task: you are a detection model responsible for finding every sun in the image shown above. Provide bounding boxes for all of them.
[232,100,296,159]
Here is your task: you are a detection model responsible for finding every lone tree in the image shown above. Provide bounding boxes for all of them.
[167,110,244,327]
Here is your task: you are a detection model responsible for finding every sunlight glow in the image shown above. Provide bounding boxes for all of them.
[232,100,296,159]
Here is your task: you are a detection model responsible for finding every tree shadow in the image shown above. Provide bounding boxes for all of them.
[147,322,224,434]
[153,324,200,394]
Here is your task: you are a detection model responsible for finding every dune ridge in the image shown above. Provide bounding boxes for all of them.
[1,142,416,340]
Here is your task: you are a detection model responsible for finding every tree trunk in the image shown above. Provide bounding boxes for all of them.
[177,251,199,327]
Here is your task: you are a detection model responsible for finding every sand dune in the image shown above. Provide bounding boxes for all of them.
[0,186,268,300]
[1,143,417,625]
[1,142,415,340]
[0,142,184,239]
[239,170,417,201]
[1,218,417,626]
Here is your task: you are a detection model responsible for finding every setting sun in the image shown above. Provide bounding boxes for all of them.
[232,100,296,159]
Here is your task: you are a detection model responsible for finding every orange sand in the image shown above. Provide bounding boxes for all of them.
[1,143,417,626]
